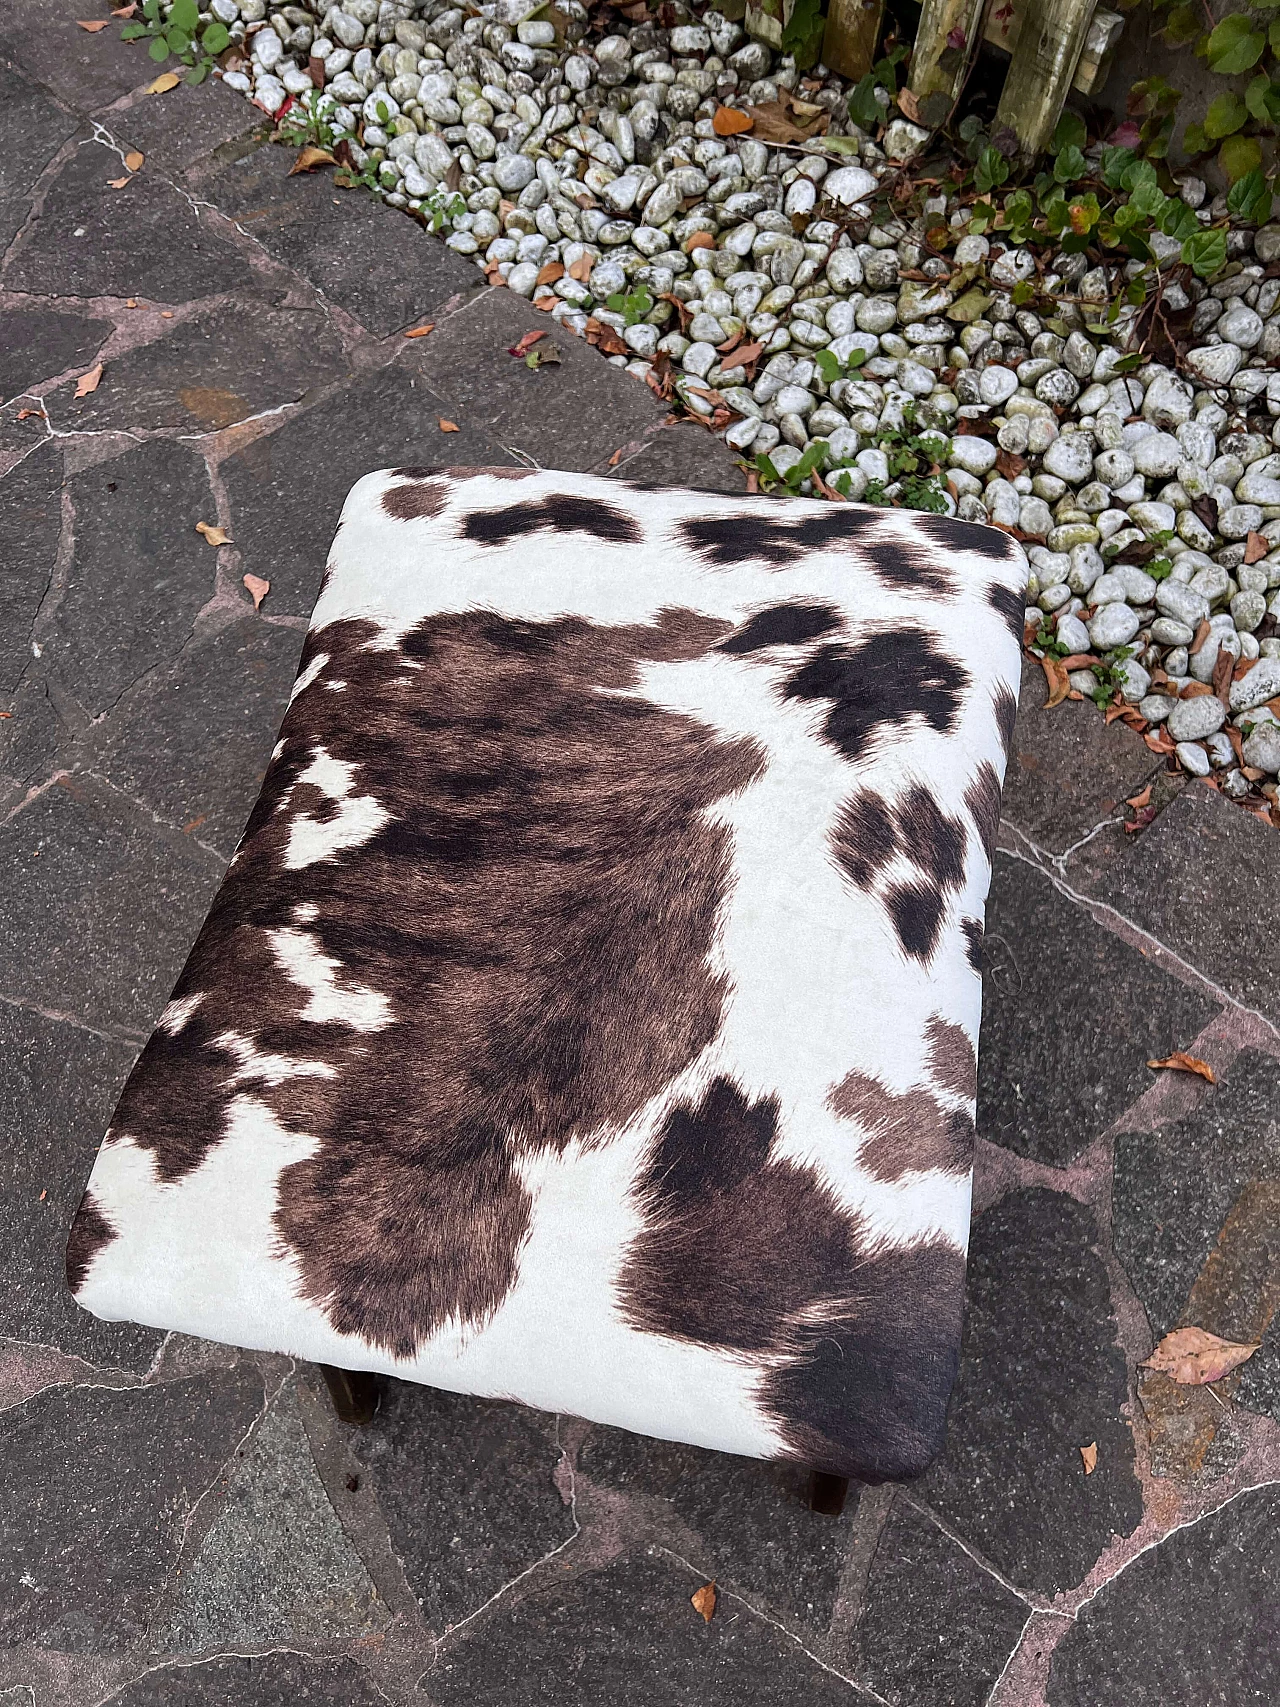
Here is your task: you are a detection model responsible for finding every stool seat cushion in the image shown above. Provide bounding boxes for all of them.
[68,466,1026,1482]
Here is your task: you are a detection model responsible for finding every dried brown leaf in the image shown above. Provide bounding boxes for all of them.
[1142,1325,1259,1386]
[438,419,460,432]
[77,18,110,30]
[743,99,826,145]
[242,572,269,609]
[403,322,435,339]
[124,150,144,171]
[509,330,547,356]
[1079,1442,1098,1474]
[684,230,716,253]
[568,254,593,282]
[1146,1052,1216,1083]
[719,340,765,375]
[195,520,231,547]
[535,260,565,286]
[690,1582,717,1622]
[74,363,103,398]
[146,71,181,94]
[1244,531,1269,565]
[1040,654,1069,709]
[712,105,754,136]
[1126,784,1152,809]
[107,175,131,189]
[289,145,336,175]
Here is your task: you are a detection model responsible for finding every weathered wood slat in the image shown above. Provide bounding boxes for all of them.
[994,0,1097,155]
[907,0,986,127]
[820,0,886,81]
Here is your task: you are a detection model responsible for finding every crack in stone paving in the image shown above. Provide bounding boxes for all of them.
[993,837,1280,1046]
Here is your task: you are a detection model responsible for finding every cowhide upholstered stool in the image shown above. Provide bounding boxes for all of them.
[67,467,1026,1510]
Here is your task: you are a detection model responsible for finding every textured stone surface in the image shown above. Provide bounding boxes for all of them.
[204,139,480,335]
[110,75,261,179]
[1001,656,1161,855]
[0,775,222,1033]
[62,299,345,432]
[611,423,750,492]
[853,1496,1029,1706]
[0,0,155,111]
[151,1384,386,1649]
[86,614,304,857]
[353,1382,575,1634]
[49,440,214,718]
[1114,1048,1280,1421]
[0,442,61,697]
[0,61,78,255]
[220,356,514,613]
[430,1550,860,1705]
[0,307,112,407]
[0,1003,156,1370]
[1084,781,1280,1027]
[977,852,1219,1165]
[0,1368,263,1650]
[922,1189,1143,1596]
[578,1425,856,1626]
[105,1652,392,1706]
[1047,1485,1280,1705]
[413,286,664,471]
[7,136,254,303]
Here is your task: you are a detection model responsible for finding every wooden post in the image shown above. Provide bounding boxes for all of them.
[995,0,1098,157]
[906,0,985,128]
[820,0,885,81]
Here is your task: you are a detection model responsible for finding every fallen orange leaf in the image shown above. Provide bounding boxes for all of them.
[568,254,593,282]
[719,340,765,374]
[195,521,231,547]
[1244,531,1269,565]
[536,261,565,286]
[712,105,754,136]
[16,407,45,421]
[1040,653,1069,709]
[690,1582,716,1622]
[289,145,336,175]
[1126,784,1152,810]
[146,71,181,93]
[107,175,131,189]
[112,1,138,13]
[1146,1052,1216,1084]
[1142,1325,1259,1386]
[684,231,716,253]
[607,446,625,466]
[1079,1442,1097,1474]
[403,323,435,338]
[124,150,144,171]
[77,17,110,29]
[243,573,270,610]
[74,363,104,398]
[508,329,547,357]
[439,419,460,432]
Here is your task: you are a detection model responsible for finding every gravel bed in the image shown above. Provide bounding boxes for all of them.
[187,0,1280,811]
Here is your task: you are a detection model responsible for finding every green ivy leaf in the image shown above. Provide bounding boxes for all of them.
[120,21,148,37]
[1219,133,1263,182]
[1051,110,1087,152]
[1053,143,1087,183]
[1206,14,1265,72]
[1204,91,1249,138]
[974,145,1009,194]
[1183,121,1209,155]
[1271,15,1280,52]
[1228,166,1273,221]
[169,0,199,30]
[1182,227,1228,276]
[1158,197,1199,240]
[203,19,229,53]
[1100,145,1137,189]
[148,34,169,58]
[847,74,881,130]
[165,24,190,52]
[1161,3,1202,43]
[187,56,208,82]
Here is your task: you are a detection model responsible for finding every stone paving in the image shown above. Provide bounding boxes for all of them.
[2,13,1280,1706]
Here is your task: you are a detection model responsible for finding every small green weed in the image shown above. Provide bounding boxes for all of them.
[121,0,227,82]
[606,284,654,326]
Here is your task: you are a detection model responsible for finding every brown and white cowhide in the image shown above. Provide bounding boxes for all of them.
[68,467,1025,1481]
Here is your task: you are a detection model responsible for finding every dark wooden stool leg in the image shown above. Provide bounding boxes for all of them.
[808,1471,849,1517]
[319,1364,381,1425]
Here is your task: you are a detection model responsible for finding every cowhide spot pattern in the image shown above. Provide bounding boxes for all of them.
[68,469,1027,1482]
[618,1076,965,1480]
